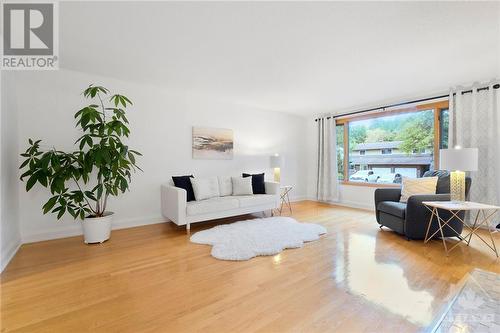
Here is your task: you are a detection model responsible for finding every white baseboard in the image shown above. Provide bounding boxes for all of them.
[110,215,166,231]
[306,197,375,211]
[22,215,166,244]
[1,238,22,272]
[289,195,309,202]
[334,200,375,211]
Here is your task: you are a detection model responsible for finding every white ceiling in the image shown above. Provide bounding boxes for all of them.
[60,1,500,116]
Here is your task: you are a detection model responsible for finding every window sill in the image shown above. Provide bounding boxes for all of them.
[341,181,401,188]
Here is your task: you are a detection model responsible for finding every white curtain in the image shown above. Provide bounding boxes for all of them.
[448,81,500,227]
[317,117,340,202]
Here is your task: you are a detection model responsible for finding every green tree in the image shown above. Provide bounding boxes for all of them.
[440,110,449,148]
[336,125,344,179]
[365,128,396,142]
[348,125,367,151]
[369,117,401,133]
[397,111,434,154]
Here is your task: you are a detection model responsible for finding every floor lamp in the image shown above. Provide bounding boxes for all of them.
[440,147,478,202]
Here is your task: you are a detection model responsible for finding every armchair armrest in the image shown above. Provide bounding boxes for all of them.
[405,193,451,239]
[374,188,402,223]
[406,193,450,215]
[161,184,187,226]
[406,193,451,223]
[265,181,280,195]
[374,187,401,207]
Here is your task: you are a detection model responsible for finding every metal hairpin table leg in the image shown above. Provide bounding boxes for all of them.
[279,186,293,215]
[423,201,500,257]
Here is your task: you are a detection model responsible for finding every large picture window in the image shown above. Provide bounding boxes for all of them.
[335,101,449,185]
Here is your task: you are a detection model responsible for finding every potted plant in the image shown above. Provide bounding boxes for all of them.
[20,85,142,244]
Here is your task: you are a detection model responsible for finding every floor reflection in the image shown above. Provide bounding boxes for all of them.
[336,232,435,326]
[273,253,282,265]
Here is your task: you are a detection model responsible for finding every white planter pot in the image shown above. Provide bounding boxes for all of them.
[82,212,113,244]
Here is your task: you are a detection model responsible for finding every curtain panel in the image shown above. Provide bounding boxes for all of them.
[316,117,339,202]
[448,80,500,227]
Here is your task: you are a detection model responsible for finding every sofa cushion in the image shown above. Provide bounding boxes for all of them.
[232,176,253,195]
[218,176,233,196]
[186,197,239,216]
[377,201,406,219]
[190,177,220,201]
[242,173,266,194]
[237,194,276,208]
[172,175,195,202]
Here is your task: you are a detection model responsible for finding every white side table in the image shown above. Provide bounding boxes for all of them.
[278,185,293,215]
[422,201,499,257]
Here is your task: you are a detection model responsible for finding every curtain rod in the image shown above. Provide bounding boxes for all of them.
[314,83,500,122]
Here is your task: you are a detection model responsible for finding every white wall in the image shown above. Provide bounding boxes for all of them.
[4,69,308,243]
[335,185,376,211]
[1,72,22,271]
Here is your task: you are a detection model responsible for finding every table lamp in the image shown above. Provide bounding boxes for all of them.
[270,154,283,183]
[440,147,478,202]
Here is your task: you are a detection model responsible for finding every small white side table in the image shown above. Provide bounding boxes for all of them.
[422,201,499,257]
[278,186,293,215]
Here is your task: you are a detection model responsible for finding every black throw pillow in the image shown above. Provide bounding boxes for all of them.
[172,175,195,202]
[242,173,265,194]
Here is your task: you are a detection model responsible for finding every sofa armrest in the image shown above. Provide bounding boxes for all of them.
[161,184,187,225]
[265,181,280,195]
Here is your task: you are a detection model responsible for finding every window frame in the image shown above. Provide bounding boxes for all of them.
[335,100,449,187]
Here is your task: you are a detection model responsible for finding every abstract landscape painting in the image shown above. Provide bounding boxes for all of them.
[192,127,233,159]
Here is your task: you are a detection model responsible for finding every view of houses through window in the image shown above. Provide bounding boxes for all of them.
[335,102,449,184]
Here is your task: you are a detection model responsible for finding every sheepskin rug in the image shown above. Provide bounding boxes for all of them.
[190,216,327,260]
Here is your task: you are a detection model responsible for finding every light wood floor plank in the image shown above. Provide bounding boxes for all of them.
[1,200,499,332]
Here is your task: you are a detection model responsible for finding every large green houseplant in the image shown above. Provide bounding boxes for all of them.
[20,85,142,243]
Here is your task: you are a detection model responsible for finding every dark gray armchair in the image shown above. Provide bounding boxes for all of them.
[374,170,471,240]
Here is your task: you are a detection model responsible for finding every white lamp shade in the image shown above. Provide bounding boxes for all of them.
[440,148,478,171]
[270,155,283,168]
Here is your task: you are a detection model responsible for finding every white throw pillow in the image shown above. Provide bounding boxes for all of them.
[400,176,438,203]
[231,177,253,196]
[218,176,233,196]
[190,177,220,201]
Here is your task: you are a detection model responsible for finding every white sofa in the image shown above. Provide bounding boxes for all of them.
[161,180,280,231]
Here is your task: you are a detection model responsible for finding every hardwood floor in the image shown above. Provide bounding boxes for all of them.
[1,201,499,332]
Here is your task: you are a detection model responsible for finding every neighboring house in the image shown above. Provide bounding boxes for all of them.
[350,141,433,178]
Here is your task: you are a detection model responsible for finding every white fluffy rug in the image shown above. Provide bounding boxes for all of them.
[190,216,327,260]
